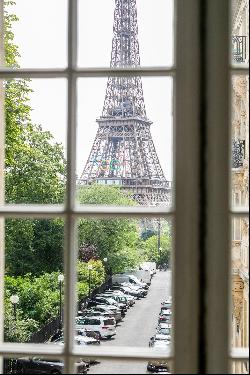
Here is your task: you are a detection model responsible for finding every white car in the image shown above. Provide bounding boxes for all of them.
[152,340,171,349]
[75,316,116,339]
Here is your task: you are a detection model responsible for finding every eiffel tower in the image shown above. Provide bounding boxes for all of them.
[79,0,171,206]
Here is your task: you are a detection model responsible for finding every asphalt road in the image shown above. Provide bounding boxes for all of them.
[89,270,172,374]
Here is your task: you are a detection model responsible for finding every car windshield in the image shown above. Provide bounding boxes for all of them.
[76,317,84,324]
[104,319,115,326]
[159,328,171,335]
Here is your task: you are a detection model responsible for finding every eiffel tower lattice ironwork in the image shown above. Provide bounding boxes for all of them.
[79,0,171,205]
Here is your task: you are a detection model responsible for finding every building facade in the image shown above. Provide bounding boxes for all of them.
[231,1,249,374]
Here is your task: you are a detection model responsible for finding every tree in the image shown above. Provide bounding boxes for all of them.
[79,244,99,262]
[77,260,105,301]
[4,3,66,276]
[142,234,171,266]
[78,185,142,273]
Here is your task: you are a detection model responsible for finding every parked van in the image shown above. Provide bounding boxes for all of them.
[112,274,130,285]
[140,262,157,275]
[125,270,151,285]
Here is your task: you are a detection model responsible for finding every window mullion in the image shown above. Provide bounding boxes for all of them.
[205,0,230,373]
[174,0,201,373]
[64,0,78,374]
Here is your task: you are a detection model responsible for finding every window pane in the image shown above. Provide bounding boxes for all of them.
[231,75,249,208]
[231,0,249,65]
[76,358,173,374]
[4,218,64,344]
[73,218,173,363]
[76,77,173,208]
[5,78,67,204]
[78,0,174,68]
[4,0,67,68]
[231,217,249,351]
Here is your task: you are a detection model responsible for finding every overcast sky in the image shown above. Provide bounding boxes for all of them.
[8,0,174,180]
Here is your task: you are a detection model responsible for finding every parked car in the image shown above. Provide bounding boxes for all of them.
[80,309,115,320]
[122,283,147,297]
[156,327,172,337]
[90,295,127,317]
[127,275,149,290]
[11,357,88,374]
[158,310,172,323]
[112,285,142,299]
[91,305,122,323]
[149,333,171,347]
[147,360,170,373]
[54,334,100,347]
[93,296,127,316]
[103,292,131,308]
[107,290,136,306]
[160,303,172,311]
[151,340,171,349]
[163,296,172,304]
[76,328,101,344]
[75,316,116,339]
[157,323,172,331]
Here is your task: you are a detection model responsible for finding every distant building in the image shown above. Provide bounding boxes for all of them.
[231,1,249,374]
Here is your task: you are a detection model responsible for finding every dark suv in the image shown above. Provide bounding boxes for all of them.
[11,357,89,374]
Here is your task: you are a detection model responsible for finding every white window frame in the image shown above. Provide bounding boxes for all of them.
[0,0,249,373]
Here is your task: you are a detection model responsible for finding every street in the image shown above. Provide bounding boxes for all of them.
[89,270,172,374]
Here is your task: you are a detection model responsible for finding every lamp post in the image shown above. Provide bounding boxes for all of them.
[58,274,64,329]
[88,264,93,298]
[103,257,108,281]
[157,219,161,267]
[10,295,19,321]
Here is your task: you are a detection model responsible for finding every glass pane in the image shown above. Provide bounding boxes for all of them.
[4,218,64,344]
[231,75,249,208]
[231,0,249,65]
[5,78,67,204]
[76,77,173,208]
[231,217,249,351]
[79,359,173,374]
[4,0,67,68]
[73,218,173,364]
[78,0,174,68]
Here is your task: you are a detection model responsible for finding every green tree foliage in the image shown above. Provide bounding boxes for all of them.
[77,260,105,301]
[78,185,142,273]
[5,219,64,276]
[4,261,105,341]
[4,3,66,276]
[142,234,171,266]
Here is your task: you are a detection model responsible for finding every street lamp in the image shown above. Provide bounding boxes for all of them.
[87,264,93,298]
[157,219,161,267]
[58,274,64,329]
[103,257,109,284]
[10,294,19,321]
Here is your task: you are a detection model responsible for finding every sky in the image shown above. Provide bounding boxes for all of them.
[8,0,174,180]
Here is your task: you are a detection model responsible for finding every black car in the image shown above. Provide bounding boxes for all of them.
[147,360,170,373]
[11,357,89,374]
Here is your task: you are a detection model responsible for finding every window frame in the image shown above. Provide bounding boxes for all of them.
[0,0,249,373]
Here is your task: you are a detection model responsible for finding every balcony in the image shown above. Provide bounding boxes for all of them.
[232,36,248,63]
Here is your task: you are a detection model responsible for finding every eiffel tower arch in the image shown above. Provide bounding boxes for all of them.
[79,0,172,206]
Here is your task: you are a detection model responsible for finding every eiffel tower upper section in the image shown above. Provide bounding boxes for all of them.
[79,0,171,206]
